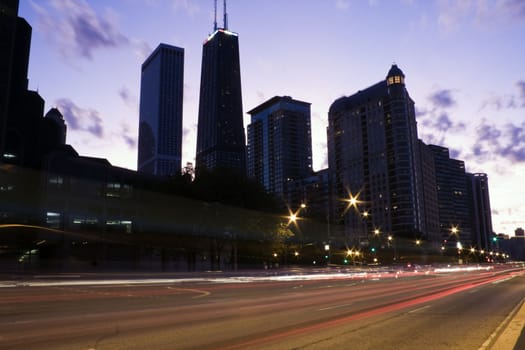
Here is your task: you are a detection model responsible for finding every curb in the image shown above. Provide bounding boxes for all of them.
[480,298,525,350]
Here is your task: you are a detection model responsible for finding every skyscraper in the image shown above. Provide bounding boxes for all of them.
[195,5,245,174]
[0,0,19,157]
[428,144,472,246]
[468,172,493,250]
[247,96,312,196]
[327,65,426,242]
[138,44,184,176]
[0,0,45,167]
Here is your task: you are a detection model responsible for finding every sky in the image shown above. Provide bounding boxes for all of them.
[18,0,525,236]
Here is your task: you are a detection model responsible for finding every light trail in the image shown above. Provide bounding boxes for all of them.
[216,270,520,350]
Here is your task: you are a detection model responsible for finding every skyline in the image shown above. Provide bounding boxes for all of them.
[18,0,525,235]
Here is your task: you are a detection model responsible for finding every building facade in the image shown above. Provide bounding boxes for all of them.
[468,172,493,251]
[195,28,245,174]
[0,0,45,168]
[418,140,441,244]
[327,65,426,244]
[138,44,184,176]
[428,145,472,246]
[247,96,312,196]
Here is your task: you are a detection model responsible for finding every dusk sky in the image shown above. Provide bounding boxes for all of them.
[18,0,525,236]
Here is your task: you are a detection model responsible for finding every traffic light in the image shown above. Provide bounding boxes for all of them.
[371,247,376,252]
[492,236,497,242]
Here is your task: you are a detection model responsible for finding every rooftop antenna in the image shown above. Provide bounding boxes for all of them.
[223,0,228,30]
[213,0,217,31]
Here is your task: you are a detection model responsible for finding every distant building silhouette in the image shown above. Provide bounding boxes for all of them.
[195,22,246,174]
[328,65,428,243]
[285,168,331,223]
[138,44,184,176]
[247,96,312,197]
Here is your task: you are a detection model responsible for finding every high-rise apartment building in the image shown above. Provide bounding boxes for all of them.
[418,140,441,243]
[0,0,19,156]
[468,172,493,250]
[428,145,472,246]
[247,96,312,196]
[327,65,426,242]
[195,21,245,174]
[138,44,184,176]
[0,0,45,167]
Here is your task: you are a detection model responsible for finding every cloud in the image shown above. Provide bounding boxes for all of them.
[170,0,200,16]
[335,0,350,10]
[437,0,525,32]
[119,87,137,109]
[421,112,465,134]
[55,98,104,138]
[495,0,525,21]
[429,89,456,108]
[481,95,517,110]
[470,119,525,163]
[481,81,525,110]
[418,88,469,150]
[31,0,129,61]
[517,80,525,106]
[120,123,137,148]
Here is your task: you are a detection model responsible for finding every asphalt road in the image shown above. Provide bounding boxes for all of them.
[1,266,524,350]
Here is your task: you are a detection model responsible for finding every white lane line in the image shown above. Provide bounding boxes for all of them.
[408,305,431,314]
[478,298,525,350]
[492,276,517,285]
[166,286,210,299]
[317,303,354,311]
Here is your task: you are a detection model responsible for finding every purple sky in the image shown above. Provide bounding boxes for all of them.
[19,0,525,236]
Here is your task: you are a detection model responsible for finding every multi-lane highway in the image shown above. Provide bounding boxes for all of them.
[1,265,524,349]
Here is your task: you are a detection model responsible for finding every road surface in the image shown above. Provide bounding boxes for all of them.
[1,265,524,349]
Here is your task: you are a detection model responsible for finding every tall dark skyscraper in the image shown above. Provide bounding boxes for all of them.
[247,96,312,196]
[0,0,45,167]
[468,172,494,251]
[0,0,20,156]
[328,65,426,242]
[195,6,245,174]
[428,144,472,246]
[138,44,184,176]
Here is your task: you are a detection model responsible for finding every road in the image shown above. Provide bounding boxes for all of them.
[1,265,524,349]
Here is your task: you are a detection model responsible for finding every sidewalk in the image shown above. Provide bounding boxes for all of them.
[483,298,525,350]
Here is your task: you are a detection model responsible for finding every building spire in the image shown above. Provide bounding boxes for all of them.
[223,0,228,30]
[213,0,217,31]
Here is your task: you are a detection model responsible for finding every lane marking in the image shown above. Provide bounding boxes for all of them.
[492,276,516,285]
[317,303,354,311]
[166,286,210,299]
[478,298,525,350]
[408,305,431,314]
